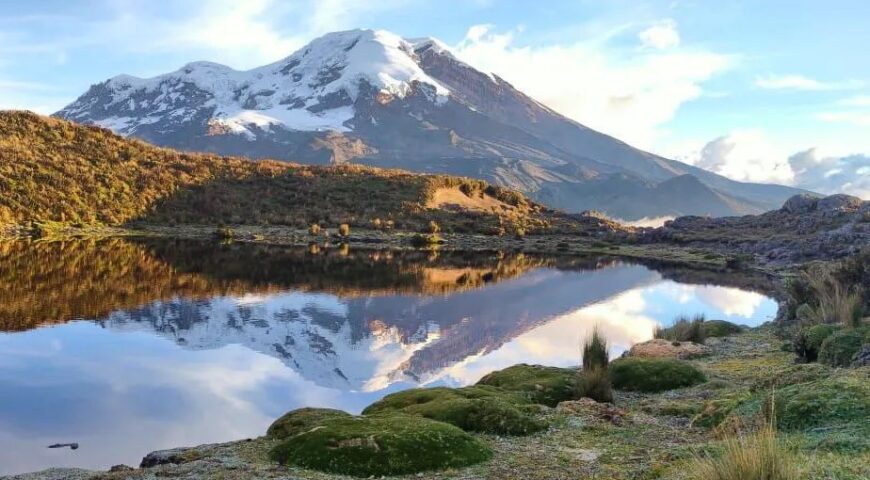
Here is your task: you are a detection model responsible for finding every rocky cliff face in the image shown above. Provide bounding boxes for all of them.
[55,29,806,220]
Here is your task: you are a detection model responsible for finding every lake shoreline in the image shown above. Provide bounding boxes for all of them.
[0,222,785,274]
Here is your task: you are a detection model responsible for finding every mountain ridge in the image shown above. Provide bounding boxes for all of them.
[55,28,808,220]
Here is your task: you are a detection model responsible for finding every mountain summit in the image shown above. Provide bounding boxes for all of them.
[56,29,804,219]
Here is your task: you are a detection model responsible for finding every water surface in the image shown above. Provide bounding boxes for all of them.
[0,239,777,474]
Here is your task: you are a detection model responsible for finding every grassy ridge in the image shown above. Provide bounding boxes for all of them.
[0,111,614,234]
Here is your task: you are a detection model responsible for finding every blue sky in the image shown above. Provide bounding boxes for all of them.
[1,0,868,196]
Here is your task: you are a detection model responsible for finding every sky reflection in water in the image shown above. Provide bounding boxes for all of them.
[0,241,776,474]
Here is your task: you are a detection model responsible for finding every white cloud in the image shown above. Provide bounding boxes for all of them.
[638,20,680,50]
[681,129,794,184]
[788,148,870,199]
[679,131,869,198]
[755,74,863,91]
[838,95,870,107]
[453,24,732,149]
[816,110,870,127]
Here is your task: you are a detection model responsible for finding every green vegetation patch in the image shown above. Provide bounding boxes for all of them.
[610,358,706,392]
[475,364,576,406]
[703,319,744,338]
[772,371,870,451]
[362,386,545,435]
[266,407,352,439]
[269,413,492,477]
[818,327,869,367]
[793,323,841,362]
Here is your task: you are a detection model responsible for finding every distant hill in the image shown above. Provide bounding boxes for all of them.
[0,111,618,235]
[55,28,807,220]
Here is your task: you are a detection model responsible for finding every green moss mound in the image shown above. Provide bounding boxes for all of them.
[610,358,706,392]
[363,386,545,435]
[266,407,352,439]
[475,364,576,406]
[269,414,492,477]
[703,319,744,337]
[752,362,833,391]
[818,328,869,367]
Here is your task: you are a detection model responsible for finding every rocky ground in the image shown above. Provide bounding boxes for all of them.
[644,193,870,267]
[10,326,868,480]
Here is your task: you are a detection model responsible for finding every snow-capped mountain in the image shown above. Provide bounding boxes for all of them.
[56,29,805,220]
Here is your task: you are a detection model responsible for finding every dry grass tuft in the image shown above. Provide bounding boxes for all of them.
[684,425,799,480]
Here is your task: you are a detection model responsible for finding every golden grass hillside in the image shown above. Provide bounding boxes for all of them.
[0,111,624,235]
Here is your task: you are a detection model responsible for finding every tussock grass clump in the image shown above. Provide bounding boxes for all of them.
[582,326,609,371]
[654,314,707,344]
[684,426,799,480]
[576,327,613,402]
[610,357,706,392]
[269,413,492,476]
[790,266,864,327]
[575,366,613,403]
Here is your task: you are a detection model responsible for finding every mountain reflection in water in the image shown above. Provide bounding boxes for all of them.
[0,238,777,474]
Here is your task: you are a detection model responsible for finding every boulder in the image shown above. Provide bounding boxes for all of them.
[817,194,864,213]
[626,339,710,359]
[782,194,820,214]
[140,447,201,468]
[852,345,870,367]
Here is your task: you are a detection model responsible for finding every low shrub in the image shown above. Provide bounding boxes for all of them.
[703,320,744,338]
[818,327,869,367]
[338,223,350,237]
[792,324,840,362]
[308,223,321,235]
[266,407,352,439]
[213,227,234,240]
[409,233,442,247]
[476,364,576,406]
[610,357,706,392]
[269,414,492,476]
[362,386,545,436]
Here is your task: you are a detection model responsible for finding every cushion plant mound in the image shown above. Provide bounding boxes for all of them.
[626,339,710,359]
[818,327,869,367]
[609,358,706,392]
[269,414,492,477]
[267,407,352,439]
[702,319,745,337]
[362,386,545,436]
[772,373,870,432]
[475,364,576,406]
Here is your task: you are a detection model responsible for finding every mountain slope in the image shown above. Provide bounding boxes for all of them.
[0,110,615,235]
[55,29,807,219]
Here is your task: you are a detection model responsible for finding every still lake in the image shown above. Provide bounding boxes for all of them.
[0,239,777,475]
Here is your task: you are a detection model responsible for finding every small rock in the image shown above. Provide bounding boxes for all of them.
[626,339,710,359]
[556,398,628,425]
[109,464,134,472]
[851,345,870,367]
[140,447,198,468]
